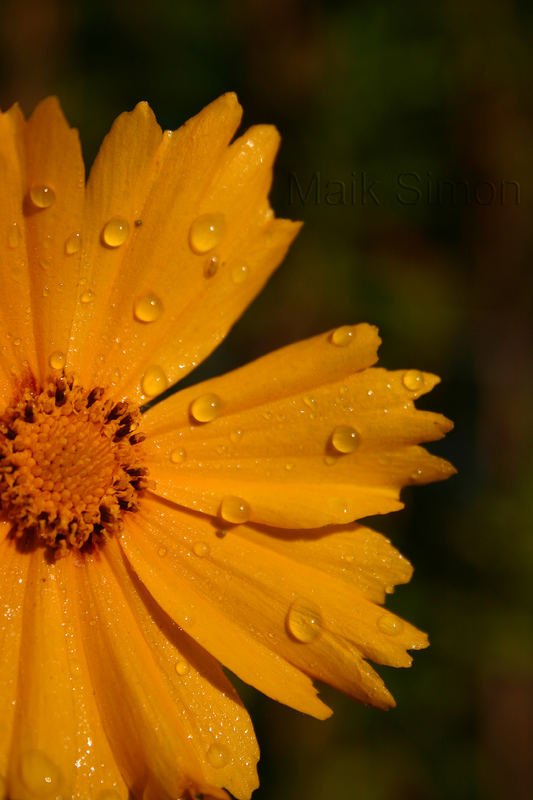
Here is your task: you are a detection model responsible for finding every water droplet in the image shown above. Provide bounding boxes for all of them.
[231,263,248,284]
[65,232,81,255]
[20,750,62,796]
[190,393,222,423]
[141,365,167,397]
[29,185,55,209]
[8,222,21,248]
[219,495,251,524]
[331,425,360,454]
[230,429,243,443]
[49,351,65,370]
[285,462,295,471]
[303,395,316,409]
[175,660,189,676]
[204,255,219,278]
[330,325,355,346]
[13,337,21,347]
[402,370,425,392]
[323,455,338,466]
[102,217,130,248]
[215,529,227,539]
[170,447,186,464]
[377,614,403,635]
[80,290,94,304]
[207,743,230,769]
[193,541,209,558]
[157,546,167,557]
[134,293,163,323]
[286,599,323,643]
[189,213,225,254]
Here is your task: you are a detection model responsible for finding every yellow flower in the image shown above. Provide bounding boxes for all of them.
[0,95,454,800]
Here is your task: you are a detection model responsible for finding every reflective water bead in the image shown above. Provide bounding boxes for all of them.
[170,447,186,464]
[330,325,355,346]
[102,217,130,248]
[230,429,243,443]
[80,290,94,304]
[377,613,403,635]
[8,222,21,248]
[134,293,163,323]
[65,232,81,254]
[219,495,251,524]
[190,393,222,423]
[20,750,62,796]
[207,743,230,769]
[29,185,56,209]
[141,365,167,397]
[175,660,189,676]
[49,351,65,370]
[286,599,323,643]
[331,425,360,454]
[189,213,225,254]
[231,263,249,284]
[204,255,219,278]
[157,546,167,557]
[402,369,425,392]
[193,541,209,558]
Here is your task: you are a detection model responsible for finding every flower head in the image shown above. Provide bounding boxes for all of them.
[0,95,454,799]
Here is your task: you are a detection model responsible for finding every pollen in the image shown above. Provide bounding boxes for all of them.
[0,376,150,553]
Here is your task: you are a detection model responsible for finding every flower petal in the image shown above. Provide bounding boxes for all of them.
[143,324,455,527]
[72,537,230,800]
[5,545,128,800]
[122,496,427,712]
[103,537,260,800]
[120,500,332,720]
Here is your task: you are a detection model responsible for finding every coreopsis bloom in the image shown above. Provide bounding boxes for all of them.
[0,94,454,800]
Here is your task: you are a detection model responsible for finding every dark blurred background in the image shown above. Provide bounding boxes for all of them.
[2,1,532,798]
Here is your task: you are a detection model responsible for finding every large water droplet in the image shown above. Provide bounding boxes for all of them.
[80,290,94,304]
[190,393,222,423]
[170,447,186,464]
[65,232,81,255]
[402,370,425,392]
[207,743,230,769]
[20,750,62,796]
[29,185,56,209]
[102,217,130,248]
[189,213,225,254]
[175,660,189,676]
[377,613,403,635]
[219,495,251,524]
[134,293,163,323]
[141,365,167,397]
[331,425,360,454]
[330,325,355,347]
[286,599,323,643]
[49,351,65,370]
[193,541,209,558]
[8,222,21,248]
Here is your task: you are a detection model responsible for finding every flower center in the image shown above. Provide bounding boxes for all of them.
[0,376,149,554]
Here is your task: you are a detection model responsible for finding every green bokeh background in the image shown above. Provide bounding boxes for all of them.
[1,1,532,798]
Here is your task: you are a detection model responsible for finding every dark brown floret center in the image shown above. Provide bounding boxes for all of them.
[0,375,149,554]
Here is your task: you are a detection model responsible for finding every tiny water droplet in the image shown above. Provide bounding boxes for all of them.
[189,213,225,254]
[330,325,355,346]
[141,365,167,397]
[170,447,186,464]
[285,462,295,471]
[402,370,425,392]
[49,351,65,370]
[29,185,55,209]
[190,393,222,423]
[230,429,243,443]
[303,395,316,409]
[193,541,209,558]
[207,743,230,769]
[323,455,338,466]
[20,750,62,796]
[8,222,21,248]
[286,599,323,643]
[13,337,21,347]
[377,613,403,635]
[65,232,81,254]
[80,290,94,304]
[331,425,360,454]
[157,546,167,557]
[231,263,248,284]
[175,660,189,676]
[134,293,163,323]
[219,495,251,524]
[204,255,219,278]
[102,217,130,248]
